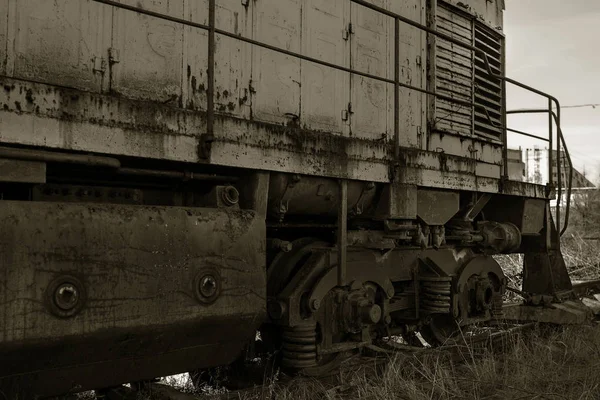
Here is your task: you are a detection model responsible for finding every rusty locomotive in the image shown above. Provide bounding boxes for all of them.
[0,0,584,397]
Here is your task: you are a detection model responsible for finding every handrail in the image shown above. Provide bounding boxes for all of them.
[90,0,571,235]
[506,108,573,235]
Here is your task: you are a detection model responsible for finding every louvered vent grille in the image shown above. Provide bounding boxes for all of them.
[434,3,505,141]
[434,4,473,137]
[474,24,503,139]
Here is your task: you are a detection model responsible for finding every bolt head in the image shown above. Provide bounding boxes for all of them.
[199,275,218,298]
[54,284,79,311]
[387,288,395,298]
[310,298,321,311]
[369,304,382,324]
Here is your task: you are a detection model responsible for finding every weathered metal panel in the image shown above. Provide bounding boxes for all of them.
[350,0,391,141]
[0,201,266,396]
[301,0,349,135]
[182,0,208,111]
[0,77,204,162]
[209,116,391,182]
[111,0,184,101]
[252,0,301,125]
[0,0,8,76]
[214,0,252,118]
[0,77,392,182]
[8,0,110,92]
[388,0,427,149]
[0,0,524,193]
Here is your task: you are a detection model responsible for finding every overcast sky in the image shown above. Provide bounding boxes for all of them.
[504,0,600,182]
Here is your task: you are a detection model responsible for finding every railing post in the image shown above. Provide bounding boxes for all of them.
[548,99,554,188]
[556,103,562,243]
[207,0,216,139]
[394,17,400,161]
[501,44,508,182]
[337,180,348,287]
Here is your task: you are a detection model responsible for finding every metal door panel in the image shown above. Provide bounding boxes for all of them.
[0,0,8,76]
[388,0,426,149]
[9,0,110,92]
[301,0,349,135]
[214,1,252,118]
[350,0,390,141]
[182,0,208,111]
[111,0,184,102]
[252,0,301,125]
[184,0,251,118]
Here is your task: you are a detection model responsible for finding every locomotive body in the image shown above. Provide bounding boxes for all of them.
[0,0,578,397]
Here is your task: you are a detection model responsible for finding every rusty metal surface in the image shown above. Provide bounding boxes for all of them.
[0,0,533,195]
[416,189,459,225]
[441,0,504,29]
[0,201,266,397]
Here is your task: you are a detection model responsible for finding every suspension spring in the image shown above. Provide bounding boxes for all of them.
[281,322,318,369]
[420,277,452,314]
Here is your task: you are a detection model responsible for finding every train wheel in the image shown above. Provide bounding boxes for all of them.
[265,239,390,375]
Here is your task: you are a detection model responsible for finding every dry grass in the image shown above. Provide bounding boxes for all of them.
[221,325,600,400]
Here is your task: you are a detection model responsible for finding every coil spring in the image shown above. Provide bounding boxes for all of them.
[420,277,452,314]
[281,322,317,369]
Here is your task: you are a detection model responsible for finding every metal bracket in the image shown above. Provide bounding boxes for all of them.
[342,103,354,121]
[342,23,354,40]
[198,134,214,160]
[108,48,120,64]
[93,57,106,73]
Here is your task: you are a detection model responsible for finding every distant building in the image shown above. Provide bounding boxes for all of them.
[521,147,594,189]
[507,148,525,181]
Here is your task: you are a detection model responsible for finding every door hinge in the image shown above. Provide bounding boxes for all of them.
[108,48,120,64]
[342,102,354,121]
[416,55,422,67]
[93,56,106,73]
[241,0,249,6]
[342,23,354,40]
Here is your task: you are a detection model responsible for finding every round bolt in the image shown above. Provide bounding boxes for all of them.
[54,283,79,311]
[221,186,240,206]
[310,298,321,312]
[199,275,218,298]
[360,304,382,324]
[280,241,293,252]
[384,315,392,325]
[387,288,395,298]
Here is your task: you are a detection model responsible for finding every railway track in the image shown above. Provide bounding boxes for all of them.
[89,321,537,400]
